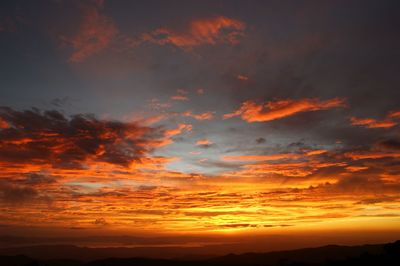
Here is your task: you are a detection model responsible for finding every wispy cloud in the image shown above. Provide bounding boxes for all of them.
[350,109,400,129]
[350,117,396,128]
[224,98,345,122]
[196,139,214,147]
[171,89,189,101]
[142,16,245,49]
[62,2,118,63]
[182,110,214,120]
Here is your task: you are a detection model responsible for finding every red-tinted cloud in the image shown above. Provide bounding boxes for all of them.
[237,75,249,81]
[350,109,400,129]
[344,151,400,160]
[0,117,8,129]
[182,111,214,120]
[389,110,400,119]
[224,98,345,122]
[196,139,213,146]
[64,4,118,63]
[163,123,192,141]
[142,16,245,49]
[171,89,189,101]
[171,95,189,101]
[350,117,396,129]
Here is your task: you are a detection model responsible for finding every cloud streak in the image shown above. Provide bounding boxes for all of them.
[224,98,346,122]
[142,16,245,49]
[350,110,400,129]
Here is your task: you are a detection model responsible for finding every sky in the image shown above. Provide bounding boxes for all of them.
[0,0,400,249]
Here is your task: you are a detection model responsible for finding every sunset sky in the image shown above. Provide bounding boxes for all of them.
[0,0,400,249]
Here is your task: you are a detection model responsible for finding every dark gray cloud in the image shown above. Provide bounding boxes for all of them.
[376,138,400,151]
[256,137,266,144]
[0,107,162,168]
[0,181,38,203]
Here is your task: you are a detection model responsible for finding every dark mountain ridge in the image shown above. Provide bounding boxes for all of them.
[0,240,398,266]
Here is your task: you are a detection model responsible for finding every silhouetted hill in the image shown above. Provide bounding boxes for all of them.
[0,240,398,266]
[0,244,221,261]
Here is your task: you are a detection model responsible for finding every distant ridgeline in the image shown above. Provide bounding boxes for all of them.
[0,240,399,266]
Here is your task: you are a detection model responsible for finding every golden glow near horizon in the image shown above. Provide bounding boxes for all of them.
[1,122,399,234]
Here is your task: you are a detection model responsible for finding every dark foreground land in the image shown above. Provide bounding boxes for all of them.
[0,240,399,266]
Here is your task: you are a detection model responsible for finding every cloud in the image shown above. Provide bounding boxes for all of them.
[164,123,192,138]
[388,110,400,119]
[344,151,400,160]
[305,149,327,156]
[0,107,162,169]
[221,153,298,162]
[256,137,266,144]
[323,175,400,194]
[170,89,189,101]
[23,172,57,185]
[236,161,331,177]
[196,139,215,149]
[224,98,345,122]
[147,98,172,110]
[0,181,39,203]
[196,139,213,146]
[0,117,8,129]
[376,138,400,152]
[345,166,369,172]
[182,111,214,120]
[350,117,396,128]
[62,3,118,63]
[196,88,204,95]
[350,109,400,129]
[94,218,109,226]
[170,95,189,101]
[142,16,245,49]
[237,75,249,81]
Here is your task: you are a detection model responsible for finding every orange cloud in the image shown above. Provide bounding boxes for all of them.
[350,109,400,129]
[346,166,369,172]
[171,89,189,101]
[350,117,396,129]
[0,117,8,129]
[241,162,314,177]
[196,139,213,146]
[182,111,214,120]
[164,123,192,138]
[64,4,118,63]
[224,98,345,122]
[237,75,249,81]
[138,114,169,125]
[389,110,400,119]
[142,16,245,49]
[305,149,328,156]
[171,95,189,101]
